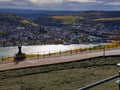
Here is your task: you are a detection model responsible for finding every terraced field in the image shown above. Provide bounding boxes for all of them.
[52,15,83,25]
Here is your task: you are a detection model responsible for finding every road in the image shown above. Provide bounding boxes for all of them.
[0,48,120,71]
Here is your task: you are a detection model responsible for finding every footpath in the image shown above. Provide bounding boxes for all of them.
[0,49,120,71]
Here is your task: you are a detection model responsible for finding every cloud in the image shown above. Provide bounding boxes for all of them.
[0,0,120,11]
[0,0,12,1]
[29,0,63,4]
[69,0,103,3]
[29,0,103,5]
[107,1,120,6]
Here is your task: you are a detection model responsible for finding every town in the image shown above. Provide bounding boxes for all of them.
[0,22,116,46]
[0,11,120,46]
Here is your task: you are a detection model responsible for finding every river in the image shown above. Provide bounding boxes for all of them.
[0,44,107,57]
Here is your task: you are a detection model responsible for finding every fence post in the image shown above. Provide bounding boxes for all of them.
[43,52,45,59]
[60,50,61,57]
[89,47,92,52]
[49,51,50,58]
[99,46,101,50]
[37,52,39,59]
[79,48,81,53]
[108,45,109,49]
[103,46,105,56]
[70,49,72,55]
[76,49,77,54]
[2,56,4,63]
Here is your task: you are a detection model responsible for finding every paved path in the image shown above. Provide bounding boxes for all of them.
[0,49,120,71]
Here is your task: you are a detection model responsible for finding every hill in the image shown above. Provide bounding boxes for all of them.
[1,9,120,25]
[0,13,37,26]
[94,17,120,21]
[52,15,84,25]
[32,11,120,27]
[79,11,120,19]
[0,10,120,45]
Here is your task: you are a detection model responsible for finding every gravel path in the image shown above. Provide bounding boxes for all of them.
[0,49,120,71]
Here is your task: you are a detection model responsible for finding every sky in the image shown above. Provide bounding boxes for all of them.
[0,0,120,11]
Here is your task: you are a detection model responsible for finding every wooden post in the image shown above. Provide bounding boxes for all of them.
[89,47,91,52]
[70,49,72,55]
[49,51,50,58]
[79,48,81,53]
[43,52,45,59]
[2,56,4,63]
[60,50,61,57]
[103,46,105,56]
[37,52,39,59]
[76,49,77,54]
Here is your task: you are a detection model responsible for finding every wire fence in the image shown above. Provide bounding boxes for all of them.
[0,45,120,64]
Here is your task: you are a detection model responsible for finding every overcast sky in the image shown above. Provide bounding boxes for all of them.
[0,0,120,11]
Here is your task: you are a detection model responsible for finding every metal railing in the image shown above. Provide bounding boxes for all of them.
[0,45,120,64]
[78,73,120,90]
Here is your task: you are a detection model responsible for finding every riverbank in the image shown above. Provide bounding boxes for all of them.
[0,56,120,90]
[0,44,119,64]
[0,43,108,58]
[0,46,120,71]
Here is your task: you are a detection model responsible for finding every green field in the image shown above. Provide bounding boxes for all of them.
[53,15,120,25]
[52,15,83,25]
[94,17,120,21]
[0,56,120,90]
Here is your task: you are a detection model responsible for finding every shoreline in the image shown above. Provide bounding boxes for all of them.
[0,48,120,71]
[0,43,108,58]
[0,42,109,47]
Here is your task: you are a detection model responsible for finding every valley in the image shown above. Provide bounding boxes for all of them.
[0,10,120,46]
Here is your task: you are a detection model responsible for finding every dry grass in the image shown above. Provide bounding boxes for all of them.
[52,15,83,25]
[21,20,38,26]
[0,66,119,90]
[0,57,120,90]
[94,17,120,21]
[0,57,14,63]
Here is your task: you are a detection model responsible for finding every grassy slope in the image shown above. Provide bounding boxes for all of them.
[52,12,120,25]
[94,17,120,21]
[0,57,120,90]
[20,19,38,26]
[0,13,38,26]
[52,15,83,25]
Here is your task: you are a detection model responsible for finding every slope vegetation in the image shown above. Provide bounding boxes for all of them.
[0,13,37,26]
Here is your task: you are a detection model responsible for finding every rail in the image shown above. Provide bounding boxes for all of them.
[0,45,120,64]
[78,73,120,90]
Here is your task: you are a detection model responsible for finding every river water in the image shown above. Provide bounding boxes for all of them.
[0,44,106,57]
